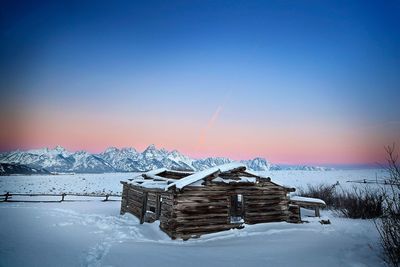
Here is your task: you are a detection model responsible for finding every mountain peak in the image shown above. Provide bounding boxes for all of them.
[104,147,119,153]
[121,147,138,153]
[144,144,157,151]
[170,149,180,154]
[0,145,333,173]
[54,145,66,152]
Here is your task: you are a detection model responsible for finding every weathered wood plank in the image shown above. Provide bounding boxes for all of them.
[139,192,148,224]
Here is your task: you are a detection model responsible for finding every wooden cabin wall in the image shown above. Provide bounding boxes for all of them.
[160,180,290,239]
[287,204,301,223]
[120,183,144,218]
[242,181,290,224]
[121,172,293,240]
[159,192,176,238]
[120,183,163,223]
[144,192,159,222]
[120,183,129,215]
[159,187,233,240]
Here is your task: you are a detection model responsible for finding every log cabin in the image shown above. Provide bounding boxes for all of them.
[120,162,299,240]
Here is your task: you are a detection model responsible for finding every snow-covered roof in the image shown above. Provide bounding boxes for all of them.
[165,162,246,190]
[125,167,195,190]
[126,175,173,190]
[290,196,326,206]
[243,169,269,179]
[142,173,170,181]
[212,176,257,184]
[143,168,167,176]
[124,162,293,191]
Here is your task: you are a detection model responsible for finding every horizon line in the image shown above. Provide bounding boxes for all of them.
[0,144,387,168]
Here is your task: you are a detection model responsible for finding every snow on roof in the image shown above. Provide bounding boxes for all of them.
[134,180,170,189]
[143,168,167,176]
[142,173,169,181]
[212,176,257,184]
[127,174,174,190]
[243,169,269,178]
[165,162,246,190]
[290,196,326,205]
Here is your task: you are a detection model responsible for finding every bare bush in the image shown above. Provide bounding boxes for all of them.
[298,184,383,219]
[375,145,400,266]
[298,184,338,207]
[336,187,383,219]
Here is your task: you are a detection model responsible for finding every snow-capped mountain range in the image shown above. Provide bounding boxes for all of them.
[0,145,332,174]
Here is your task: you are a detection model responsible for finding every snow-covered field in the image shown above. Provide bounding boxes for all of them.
[0,169,388,267]
[0,169,388,195]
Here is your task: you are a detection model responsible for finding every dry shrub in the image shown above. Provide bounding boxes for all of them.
[299,184,383,219]
[298,184,338,207]
[336,187,383,219]
[374,145,400,266]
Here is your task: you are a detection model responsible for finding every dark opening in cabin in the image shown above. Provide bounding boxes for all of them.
[230,194,244,223]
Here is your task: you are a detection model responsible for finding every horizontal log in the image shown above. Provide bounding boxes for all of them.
[161,205,173,213]
[246,213,288,219]
[244,194,287,200]
[245,207,287,215]
[127,186,145,194]
[170,213,229,220]
[126,194,145,203]
[174,227,240,240]
[161,200,173,205]
[174,206,229,212]
[246,214,288,220]
[127,184,164,193]
[175,202,229,208]
[181,186,286,192]
[178,190,288,197]
[125,206,142,216]
[126,198,144,208]
[289,200,325,207]
[147,200,157,206]
[175,223,242,234]
[244,200,289,207]
[160,193,174,199]
[245,218,286,224]
[245,210,288,217]
[244,204,288,210]
[174,209,229,216]
[244,200,288,206]
[176,196,230,201]
[174,200,229,205]
[169,218,230,227]
[147,196,157,202]
[159,216,173,223]
[160,209,173,216]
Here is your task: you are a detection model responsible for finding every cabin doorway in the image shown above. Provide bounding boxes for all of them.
[230,194,244,223]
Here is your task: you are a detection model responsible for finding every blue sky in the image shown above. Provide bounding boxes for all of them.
[0,0,399,165]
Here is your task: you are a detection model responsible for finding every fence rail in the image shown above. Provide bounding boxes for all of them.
[0,192,121,203]
[346,179,398,185]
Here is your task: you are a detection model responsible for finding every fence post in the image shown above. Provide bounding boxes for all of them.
[104,194,109,201]
[61,193,66,202]
[5,192,10,202]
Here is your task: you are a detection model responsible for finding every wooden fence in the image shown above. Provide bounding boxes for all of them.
[346,179,397,185]
[0,192,121,203]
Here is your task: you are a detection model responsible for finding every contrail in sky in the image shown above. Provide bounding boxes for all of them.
[197,91,232,150]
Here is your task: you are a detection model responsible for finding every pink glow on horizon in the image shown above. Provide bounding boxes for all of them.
[0,106,397,166]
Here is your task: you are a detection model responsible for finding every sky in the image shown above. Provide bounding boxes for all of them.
[0,0,399,166]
